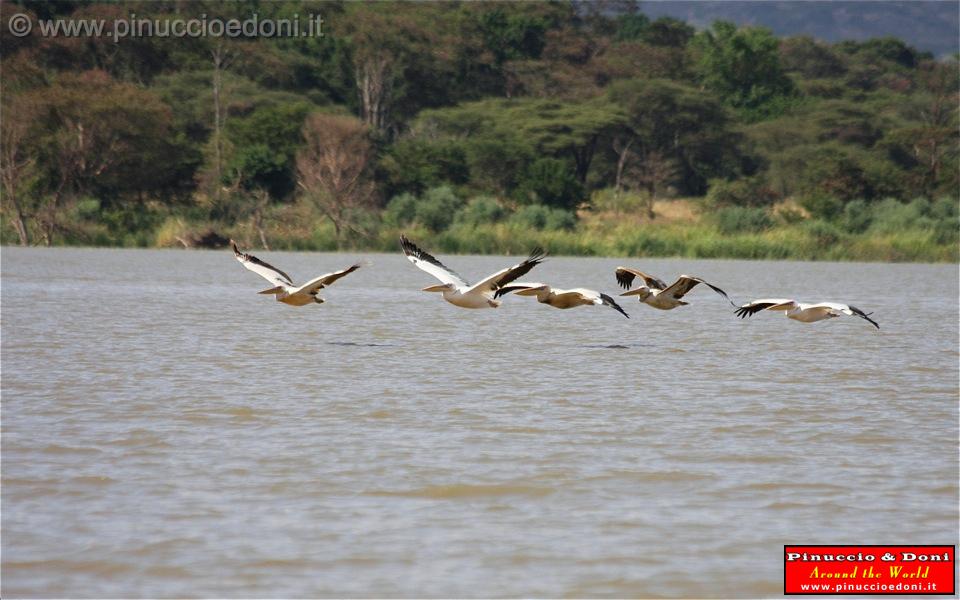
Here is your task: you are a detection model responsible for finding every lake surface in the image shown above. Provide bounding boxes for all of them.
[2,246,957,598]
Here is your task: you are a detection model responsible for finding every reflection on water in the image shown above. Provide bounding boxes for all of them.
[2,247,958,598]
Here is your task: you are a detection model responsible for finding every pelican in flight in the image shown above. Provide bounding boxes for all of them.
[400,235,546,309]
[233,242,363,306]
[735,299,879,329]
[615,267,734,310]
[495,283,630,318]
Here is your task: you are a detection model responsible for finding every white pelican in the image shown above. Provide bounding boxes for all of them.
[495,282,630,318]
[615,267,734,310]
[735,299,880,329]
[400,235,546,309]
[233,242,363,306]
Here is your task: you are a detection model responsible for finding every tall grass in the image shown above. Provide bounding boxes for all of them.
[2,195,956,263]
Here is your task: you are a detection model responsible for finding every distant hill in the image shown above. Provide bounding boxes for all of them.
[640,1,960,58]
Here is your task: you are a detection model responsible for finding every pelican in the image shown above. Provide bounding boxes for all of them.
[495,283,630,318]
[400,235,546,309]
[735,299,879,329]
[615,267,734,310]
[232,242,363,306]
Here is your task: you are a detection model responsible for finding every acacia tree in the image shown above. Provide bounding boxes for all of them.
[31,71,172,244]
[418,97,624,188]
[296,113,376,245]
[622,150,680,219]
[910,60,960,196]
[607,78,740,197]
[0,92,42,245]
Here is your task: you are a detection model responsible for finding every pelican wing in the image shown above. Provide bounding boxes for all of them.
[615,267,667,291]
[735,298,798,319]
[233,242,294,287]
[293,263,364,295]
[811,302,880,329]
[400,235,469,288]
[494,281,548,299]
[662,275,736,306]
[466,248,547,296]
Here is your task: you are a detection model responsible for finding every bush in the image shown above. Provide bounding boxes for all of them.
[869,197,931,234]
[415,185,464,231]
[383,187,467,231]
[382,193,418,227]
[799,194,844,220]
[841,199,872,233]
[928,197,960,245]
[454,196,505,227]
[803,219,846,246]
[514,158,584,211]
[712,206,773,234]
[76,197,101,220]
[509,204,576,231]
[929,196,959,221]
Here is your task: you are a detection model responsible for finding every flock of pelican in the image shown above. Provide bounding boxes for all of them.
[232,237,880,329]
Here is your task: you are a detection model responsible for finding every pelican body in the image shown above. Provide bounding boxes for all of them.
[496,282,629,317]
[735,299,879,329]
[615,267,734,310]
[233,242,363,306]
[400,235,546,309]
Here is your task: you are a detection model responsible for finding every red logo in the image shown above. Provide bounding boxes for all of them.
[784,545,955,595]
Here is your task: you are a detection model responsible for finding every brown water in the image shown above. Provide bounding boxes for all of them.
[2,247,957,598]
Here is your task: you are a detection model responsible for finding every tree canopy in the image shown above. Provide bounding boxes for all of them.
[1,0,956,254]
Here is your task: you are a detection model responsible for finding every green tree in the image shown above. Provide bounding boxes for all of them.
[644,17,695,47]
[417,97,623,194]
[514,157,584,210]
[692,21,797,117]
[478,8,548,65]
[225,101,312,199]
[607,78,743,196]
[614,13,650,42]
[779,36,847,79]
[337,3,457,134]
[1,90,43,245]
[31,70,176,243]
[378,137,469,198]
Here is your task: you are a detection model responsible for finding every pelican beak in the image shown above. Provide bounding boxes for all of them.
[422,284,449,293]
[620,287,647,297]
[514,287,541,296]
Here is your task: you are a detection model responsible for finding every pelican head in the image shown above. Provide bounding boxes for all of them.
[422,283,455,293]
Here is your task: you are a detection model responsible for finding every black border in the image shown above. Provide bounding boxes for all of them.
[783,545,957,596]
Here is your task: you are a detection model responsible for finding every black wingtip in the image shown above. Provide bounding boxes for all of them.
[527,246,547,264]
[600,293,630,318]
[399,234,430,261]
[848,304,880,329]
